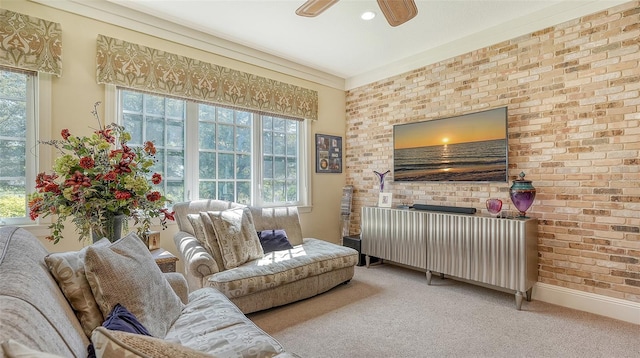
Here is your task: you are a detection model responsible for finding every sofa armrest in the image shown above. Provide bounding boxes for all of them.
[173,231,219,290]
[163,272,189,304]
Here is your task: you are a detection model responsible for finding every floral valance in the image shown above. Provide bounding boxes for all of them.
[96,35,318,121]
[0,9,62,76]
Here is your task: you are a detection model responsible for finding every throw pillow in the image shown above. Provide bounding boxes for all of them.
[44,238,111,337]
[1,340,65,358]
[84,232,184,338]
[207,208,264,269]
[87,304,152,358]
[187,213,223,273]
[249,206,304,246]
[257,229,293,254]
[91,327,214,358]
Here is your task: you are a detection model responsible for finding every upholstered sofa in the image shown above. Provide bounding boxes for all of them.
[173,200,359,314]
[0,226,298,358]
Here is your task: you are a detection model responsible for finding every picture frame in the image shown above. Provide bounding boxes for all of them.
[378,192,392,208]
[315,133,342,173]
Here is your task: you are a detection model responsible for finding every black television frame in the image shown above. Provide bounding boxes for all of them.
[393,107,508,183]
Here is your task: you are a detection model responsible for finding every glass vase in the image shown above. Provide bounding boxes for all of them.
[92,213,126,243]
[509,172,536,218]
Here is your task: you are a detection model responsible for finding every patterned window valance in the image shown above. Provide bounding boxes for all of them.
[0,9,62,76]
[96,35,318,121]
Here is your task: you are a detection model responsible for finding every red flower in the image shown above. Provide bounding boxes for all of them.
[151,173,162,185]
[144,141,157,155]
[61,129,71,140]
[79,156,95,169]
[28,197,43,220]
[45,236,55,242]
[44,183,61,194]
[146,191,161,202]
[160,208,175,221]
[97,128,115,143]
[35,172,58,189]
[103,171,117,181]
[115,191,132,200]
[64,171,91,190]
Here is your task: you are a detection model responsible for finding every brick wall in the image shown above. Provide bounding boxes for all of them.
[345,1,640,303]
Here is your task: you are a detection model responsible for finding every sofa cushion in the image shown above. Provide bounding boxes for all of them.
[194,212,225,272]
[84,232,184,338]
[44,238,110,337]
[257,230,293,254]
[164,288,285,357]
[207,208,264,269]
[1,339,66,358]
[91,327,213,358]
[204,238,358,299]
[249,206,303,246]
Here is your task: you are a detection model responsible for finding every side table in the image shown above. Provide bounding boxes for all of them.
[150,248,179,273]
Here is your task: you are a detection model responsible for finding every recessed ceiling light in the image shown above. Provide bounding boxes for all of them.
[361,11,376,21]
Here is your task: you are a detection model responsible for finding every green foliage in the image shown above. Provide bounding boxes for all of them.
[0,194,26,218]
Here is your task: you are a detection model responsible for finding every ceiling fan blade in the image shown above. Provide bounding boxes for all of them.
[296,0,340,17]
[377,0,418,27]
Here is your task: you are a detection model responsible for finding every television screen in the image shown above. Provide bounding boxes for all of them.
[393,107,508,182]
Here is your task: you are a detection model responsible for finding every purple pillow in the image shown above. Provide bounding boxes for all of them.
[257,229,293,253]
[88,303,152,357]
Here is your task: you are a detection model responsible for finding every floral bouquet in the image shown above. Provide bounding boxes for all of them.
[28,102,174,243]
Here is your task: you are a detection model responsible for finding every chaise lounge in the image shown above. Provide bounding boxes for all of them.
[173,199,359,314]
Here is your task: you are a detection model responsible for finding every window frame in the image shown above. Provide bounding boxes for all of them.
[0,68,52,229]
[110,86,311,210]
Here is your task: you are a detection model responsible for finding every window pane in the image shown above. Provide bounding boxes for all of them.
[273,133,285,156]
[236,111,251,126]
[236,126,250,152]
[145,95,165,116]
[199,152,216,179]
[123,113,143,145]
[166,181,184,205]
[218,181,234,201]
[218,124,234,151]
[122,91,143,112]
[237,182,250,204]
[0,69,30,223]
[146,117,165,146]
[217,108,233,123]
[199,181,216,199]
[199,122,215,150]
[218,153,234,179]
[263,131,272,155]
[274,157,286,179]
[263,157,273,179]
[167,150,184,179]
[167,120,184,148]
[166,98,184,118]
[236,154,250,179]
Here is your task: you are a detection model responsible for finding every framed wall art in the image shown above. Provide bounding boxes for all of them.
[316,134,342,173]
[378,193,393,208]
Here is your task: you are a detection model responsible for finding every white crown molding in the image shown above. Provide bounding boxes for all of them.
[345,0,631,90]
[28,0,345,90]
[533,282,640,325]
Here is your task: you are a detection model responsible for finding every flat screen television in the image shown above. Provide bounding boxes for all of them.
[393,107,508,182]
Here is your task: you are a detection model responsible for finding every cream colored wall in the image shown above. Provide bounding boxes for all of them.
[5,1,346,269]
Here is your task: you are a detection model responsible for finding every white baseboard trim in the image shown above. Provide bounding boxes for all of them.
[533,282,640,325]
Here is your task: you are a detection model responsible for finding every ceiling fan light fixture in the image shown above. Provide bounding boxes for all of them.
[361,11,376,21]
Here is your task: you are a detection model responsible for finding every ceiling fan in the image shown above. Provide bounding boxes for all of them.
[296,0,418,27]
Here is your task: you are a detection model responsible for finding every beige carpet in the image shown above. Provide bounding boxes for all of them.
[248,264,640,358]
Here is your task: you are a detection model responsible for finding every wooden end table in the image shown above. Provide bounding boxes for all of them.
[150,248,179,273]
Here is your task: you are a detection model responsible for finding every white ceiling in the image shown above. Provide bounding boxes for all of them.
[47,0,629,89]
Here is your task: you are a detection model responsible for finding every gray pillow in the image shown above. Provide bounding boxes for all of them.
[84,232,184,338]
[45,238,111,337]
[207,207,264,269]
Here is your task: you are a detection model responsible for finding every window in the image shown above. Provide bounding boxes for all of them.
[0,67,36,225]
[118,89,308,207]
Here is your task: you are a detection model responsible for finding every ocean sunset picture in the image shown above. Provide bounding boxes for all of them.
[393,107,508,182]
